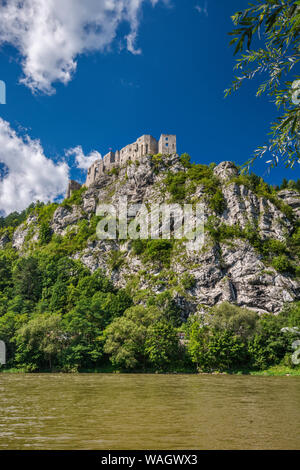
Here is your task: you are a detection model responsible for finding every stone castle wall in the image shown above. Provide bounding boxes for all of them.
[85,133,176,187]
[66,179,82,199]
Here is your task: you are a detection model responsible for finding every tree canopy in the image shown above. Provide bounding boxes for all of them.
[226,0,300,170]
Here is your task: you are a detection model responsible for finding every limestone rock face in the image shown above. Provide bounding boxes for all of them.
[218,241,297,313]
[12,214,39,250]
[51,205,85,235]
[12,224,27,250]
[220,183,293,240]
[277,189,300,219]
[3,155,300,314]
[213,161,239,181]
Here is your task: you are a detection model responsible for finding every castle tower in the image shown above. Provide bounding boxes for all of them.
[103,151,116,170]
[158,134,176,154]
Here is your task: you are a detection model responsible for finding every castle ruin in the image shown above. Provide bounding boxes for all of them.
[66,180,82,199]
[85,134,176,187]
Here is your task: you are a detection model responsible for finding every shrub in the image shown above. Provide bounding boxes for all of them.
[143,239,173,267]
[289,227,300,259]
[181,273,196,290]
[271,254,293,273]
[206,219,243,242]
[151,153,163,165]
[108,167,119,176]
[165,171,187,201]
[186,164,213,181]
[261,239,287,257]
[108,250,125,271]
[164,162,226,213]
[36,203,58,225]
[62,187,87,207]
[132,239,173,267]
[180,153,192,168]
[209,189,226,214]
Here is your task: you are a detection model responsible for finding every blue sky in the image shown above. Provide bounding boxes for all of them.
[0,0,298,215]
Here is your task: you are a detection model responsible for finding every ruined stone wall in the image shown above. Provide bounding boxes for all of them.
[85,159,103,186]
[119,135,158,165]
[66,180,82,199]
[85,133,177,187]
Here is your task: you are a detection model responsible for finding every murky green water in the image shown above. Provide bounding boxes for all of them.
[0,374,299,449]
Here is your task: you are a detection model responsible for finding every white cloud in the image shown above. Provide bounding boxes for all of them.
[0,0,165,94]
[0,118,69,215]
[195,2,208,17]
[66,146,101,170]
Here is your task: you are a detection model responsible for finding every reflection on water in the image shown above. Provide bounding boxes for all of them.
[0,374,299,449]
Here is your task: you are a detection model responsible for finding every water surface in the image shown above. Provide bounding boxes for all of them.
[0,374,299,449]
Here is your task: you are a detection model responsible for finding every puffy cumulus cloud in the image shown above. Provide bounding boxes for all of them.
[0,0,165,94]
[66,146,101,170]
[0,118,69,215]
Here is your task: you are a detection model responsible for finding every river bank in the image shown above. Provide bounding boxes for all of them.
[1,364,300,376]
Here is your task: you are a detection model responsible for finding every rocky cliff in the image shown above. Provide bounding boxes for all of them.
[4,154,300,315]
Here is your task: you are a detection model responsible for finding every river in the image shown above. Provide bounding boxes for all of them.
[0,373,299,449]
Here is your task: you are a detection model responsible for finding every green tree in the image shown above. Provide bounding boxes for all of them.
[187,320,248,371]
[280,177,289,189]
[226,0,300,169]
[12,257,42,301]
[148,291,183,327]
[209,302,259,340]
[62,299,105,370]
[186,322,212,371]
[145,321,180,370]
[104,305,160,369]
[49,279,69,312]
[248,312,291,369]
[14,313,65,371]
[39,221,52,244]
